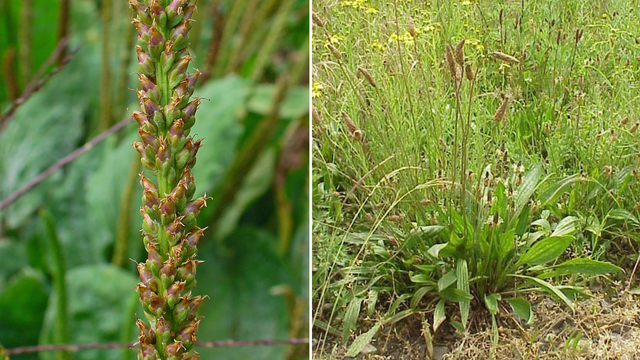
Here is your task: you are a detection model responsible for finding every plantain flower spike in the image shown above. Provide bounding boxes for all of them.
[130,1,206,359]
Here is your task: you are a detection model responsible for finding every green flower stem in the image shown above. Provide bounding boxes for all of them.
[130,1,207,359]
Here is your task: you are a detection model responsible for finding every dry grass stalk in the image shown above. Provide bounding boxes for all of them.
[454,39,465,65]
[357,67,376,88]
[494,95,510,122]
[491,51,519,64]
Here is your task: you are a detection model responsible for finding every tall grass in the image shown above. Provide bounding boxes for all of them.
[312,0,640,356]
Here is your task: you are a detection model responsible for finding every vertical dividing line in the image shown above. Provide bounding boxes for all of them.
[39,209,71,360]
[100,0,113,131]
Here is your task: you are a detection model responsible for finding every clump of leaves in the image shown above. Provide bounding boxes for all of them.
[130,0,207,359]
[410,163,623,332]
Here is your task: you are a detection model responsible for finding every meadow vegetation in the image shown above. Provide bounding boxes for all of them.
[312,0,640,358]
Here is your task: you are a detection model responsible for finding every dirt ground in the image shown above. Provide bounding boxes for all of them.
[314,287,640,360]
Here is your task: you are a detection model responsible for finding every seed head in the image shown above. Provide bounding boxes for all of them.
[358,67,376,88]
[494,95,510,122]
[454,39,465,65]
[491,51,519,64]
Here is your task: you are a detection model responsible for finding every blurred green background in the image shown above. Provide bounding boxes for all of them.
[0,0,309,359]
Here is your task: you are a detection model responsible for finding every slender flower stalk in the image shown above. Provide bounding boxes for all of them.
[129,1,206,359]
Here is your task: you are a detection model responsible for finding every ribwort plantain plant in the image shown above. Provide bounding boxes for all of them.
[129,1,207,359]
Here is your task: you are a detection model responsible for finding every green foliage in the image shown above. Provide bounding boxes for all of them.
[39,265,140,360]
[0,0,308,359]
[313,0,637,355]
[0,271,48,358]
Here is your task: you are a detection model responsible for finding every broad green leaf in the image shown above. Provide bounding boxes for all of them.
[484,294,500,316]
[433,299,446,331]
[214,148,276,240]
[196,227,290,360]
[345,323,381,357]
[427,243,448,259]
[437,270,457,292]
[607,208,640,227]
[507,297,533,324]
[410,273,437,284]
[517,235,573,266]
[40,264,140,360]
[190,76,251,194]
[439,288,473,302]
[411,225,445,238]
[342,297,363,343]
[456,260,470,329]
[552,258,623,275]
[498,229,515,259]
[0,271,49,354]
[247,84,309,119]
[86,133,138,261]
[512,274,573,309]
[513,162,542,219]
[367,290,378,316]
[0,241,27,292]
[551,216,578,237]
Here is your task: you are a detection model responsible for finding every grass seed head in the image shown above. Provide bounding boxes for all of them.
[444,44,458,79]
[455,39,465,65]
[358,67,376,88]
[312,12,325,28]
[341,111,357,134]
[408,18,416,38]
[494,95,510,122]
[491,51,519,64]
[327,44,342,61]
[465,63,474,81]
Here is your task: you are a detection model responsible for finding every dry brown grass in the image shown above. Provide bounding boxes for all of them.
[314,288,640,360]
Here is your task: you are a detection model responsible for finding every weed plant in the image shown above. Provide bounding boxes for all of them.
[312,0,640,356]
